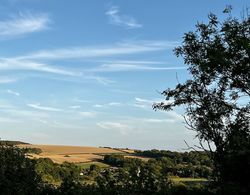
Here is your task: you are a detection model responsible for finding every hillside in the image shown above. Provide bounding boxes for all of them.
[18,144,125,164]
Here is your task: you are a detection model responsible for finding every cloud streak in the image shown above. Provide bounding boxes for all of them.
[79,111,96,118]
[69,105,81,109]
[93,102,122,108]
[17,41,176,60]
[0,58,80,76]
[27,103,62,112]
[0,40,179,84]
[106,6,142,29]
[6,89,20,96]
[133,97,174,110]
[93,63,186,72]
[0,12,50,38]
[142,118,175,123]
[97,121,132,135]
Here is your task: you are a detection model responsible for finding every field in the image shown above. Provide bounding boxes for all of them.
[18,144,124,164]
[170,176,209,186]
[76,161,110,169]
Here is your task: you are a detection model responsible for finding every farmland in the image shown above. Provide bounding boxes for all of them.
[1,142,214,194]
[18,144,127,164]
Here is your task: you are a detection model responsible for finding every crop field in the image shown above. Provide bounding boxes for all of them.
[170,176,209,186]
[170,177,208,182]
[18,144,124,164]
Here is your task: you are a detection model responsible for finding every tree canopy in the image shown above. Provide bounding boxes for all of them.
[0,143,42,194]
[154,8,250,194]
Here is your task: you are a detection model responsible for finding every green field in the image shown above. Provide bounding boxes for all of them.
[170,177,208,182]
[170,176,209,186]
[76,161,110,169]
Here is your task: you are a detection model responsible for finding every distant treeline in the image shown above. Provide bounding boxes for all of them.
[134,150,212,167]
[0,140,29,145]
[0,140,42,154]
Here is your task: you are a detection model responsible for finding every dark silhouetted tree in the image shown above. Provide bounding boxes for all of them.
[154,7,250,194]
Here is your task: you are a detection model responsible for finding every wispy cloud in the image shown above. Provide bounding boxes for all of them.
[2,108,49,119]
[142,118,175,123]
[69,105,81,109]
[6,89,20,96]
[133,112,183,123]
[0,40,177,85]
[111,89,148,95]
[134,97,174,110]
[79,111,96,118]
[0,58,79,76]
[97,121,132,135]
[108,102,121,106]
[0,106,52,127]
[93,63,186,72]
[93,104,104,108]
[99,60,165,65]
[73,98,91,103]
[106,6,142,29]
[135,97,155,104]
[16,40,176,60]
[51,120,84,129]
[0,12,50,38]
[86,75,115,85]
[27,103,62,112]
[0,58,116,85]
[93,102,122,108]
[133,97,155,109]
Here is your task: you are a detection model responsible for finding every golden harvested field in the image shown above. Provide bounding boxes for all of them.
[120,149,135,154]
[18,144,123,164]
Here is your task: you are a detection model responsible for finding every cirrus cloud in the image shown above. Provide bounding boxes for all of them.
[106,6,142,29]
[0,12,50,38]
[97,121,132,135]
[27,103,62,112]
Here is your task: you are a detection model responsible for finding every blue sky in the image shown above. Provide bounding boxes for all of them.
[0,0,248,150]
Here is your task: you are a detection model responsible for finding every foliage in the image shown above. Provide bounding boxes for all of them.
[0,143,42,194]
[96,158,171,195]
[135,150,212,167]
[154,8,250,194]
[119,151,213,179]
[35,158,81,185]
[35,158,61,184]
[0,142,215,194]
[24,147,42,154]
[103,154,125,167]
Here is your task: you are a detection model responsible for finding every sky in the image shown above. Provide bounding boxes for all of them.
[0,0,248,150]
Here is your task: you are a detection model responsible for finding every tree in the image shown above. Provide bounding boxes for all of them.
[154,7,250,194]
[0,143,43,194]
